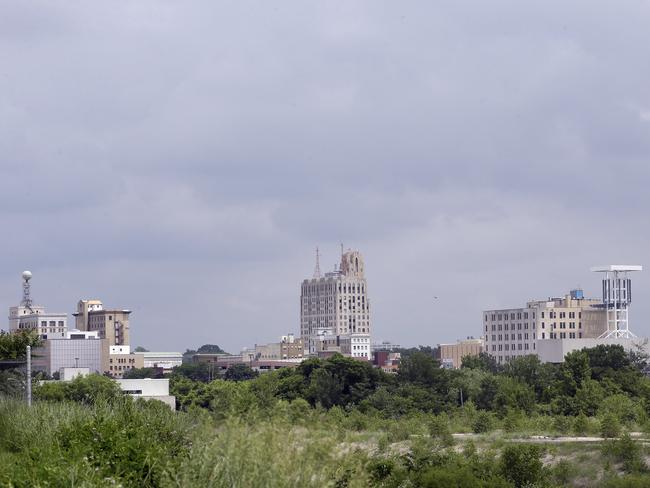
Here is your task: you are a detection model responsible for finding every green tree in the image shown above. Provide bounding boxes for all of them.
[461,352,500,373]
[171,362,214,382]
[493,377,535,415]
[34,374,122,404]
[557,350,591,397]
[573,413,590,435]
[224,363,258,382]
[499,444,544,488]
[197,344,227,354]
[0,330,41,361]
[472,411,494,433]
[574,379,605,416]
[475,375,499,410]
[600,413,622,438]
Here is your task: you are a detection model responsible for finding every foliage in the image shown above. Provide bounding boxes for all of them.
[197,344,228,354]
[600,413,622,439]
[224,363,259,381]
[0,397,195,487]
[499,444,545,488]
[171,362,215,382]
[34,374,122,404]
[573,412,590,435]
[472,411,494,434]
[461,352,500,373]
[605,433,647,473]
[0,330,41,361]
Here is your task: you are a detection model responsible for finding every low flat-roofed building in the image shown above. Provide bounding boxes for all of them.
[115,378,175,409]
[535,337,650,363]
[435,338,484,369]
[103,344,144,378]
[59,367,90,381]
[136,351,183,373]
[252,335,305,361]
[371,341,402,352]
[33,330,102,375]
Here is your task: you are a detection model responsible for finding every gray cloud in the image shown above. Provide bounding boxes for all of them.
[1,1,650,351]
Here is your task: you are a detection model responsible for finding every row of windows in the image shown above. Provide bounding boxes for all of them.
[546,332,581,339]
[491,343,532,351]
[487,312,533,321]
[489,323,530,331]
[540,322,581,329]
[109,357,137,364]
[490,333,533,341]
[540,311,581,319]
[109,365,134,371]
[39,320,65,327]
[302,283,366,295]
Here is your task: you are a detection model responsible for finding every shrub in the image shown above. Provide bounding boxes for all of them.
[607,433,647,473]
[600,413,622,438]
[288,398,311,423]
[502,409,521,433]
[601,475,650,487]
[573,413,589,436]
[34,374,122,405]
[418,464,510,488]
[499,444,545,488]
[552,459,574,485]
[553,415,572,435]
[428,415,454,447]
[472,411,494,434]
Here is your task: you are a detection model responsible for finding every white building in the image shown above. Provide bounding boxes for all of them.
[137,352,183,372]
[115,378,176,409]
[484,265,644,365]
[8,271,68,339]
[483,289,606,364]
[33,330,103,375]
[536,337,650,363]
[300,249,372,359]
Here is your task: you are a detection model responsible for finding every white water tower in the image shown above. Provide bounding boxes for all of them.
[591,265,643,339]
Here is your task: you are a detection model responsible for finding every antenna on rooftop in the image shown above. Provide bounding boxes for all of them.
[340,242,344,257]
[313,247,322,279]
[21,271,34,312]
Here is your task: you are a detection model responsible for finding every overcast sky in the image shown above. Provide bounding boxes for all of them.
[1,1,650,352]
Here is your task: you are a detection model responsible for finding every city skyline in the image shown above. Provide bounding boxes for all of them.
[1,256,646,354]
[1,1,650,352]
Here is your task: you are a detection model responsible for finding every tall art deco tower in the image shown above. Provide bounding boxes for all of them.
[300,248,371,359]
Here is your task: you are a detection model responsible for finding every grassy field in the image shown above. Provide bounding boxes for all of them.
[2,397,650,487]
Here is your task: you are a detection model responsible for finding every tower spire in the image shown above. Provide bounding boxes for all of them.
[313,247,322,279]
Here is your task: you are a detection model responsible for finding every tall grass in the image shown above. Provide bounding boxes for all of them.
[3,397,650,487]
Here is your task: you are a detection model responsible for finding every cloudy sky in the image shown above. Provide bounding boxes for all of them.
[1,1,650,352]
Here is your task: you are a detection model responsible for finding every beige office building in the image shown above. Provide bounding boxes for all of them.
[253,334,305,361]
[300,249,371,359]
[436,338,484,369]
[73,300,131,346]
[102,344,144,378]
[483,290,607,364]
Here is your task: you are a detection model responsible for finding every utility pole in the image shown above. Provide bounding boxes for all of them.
[26,345,32,407]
